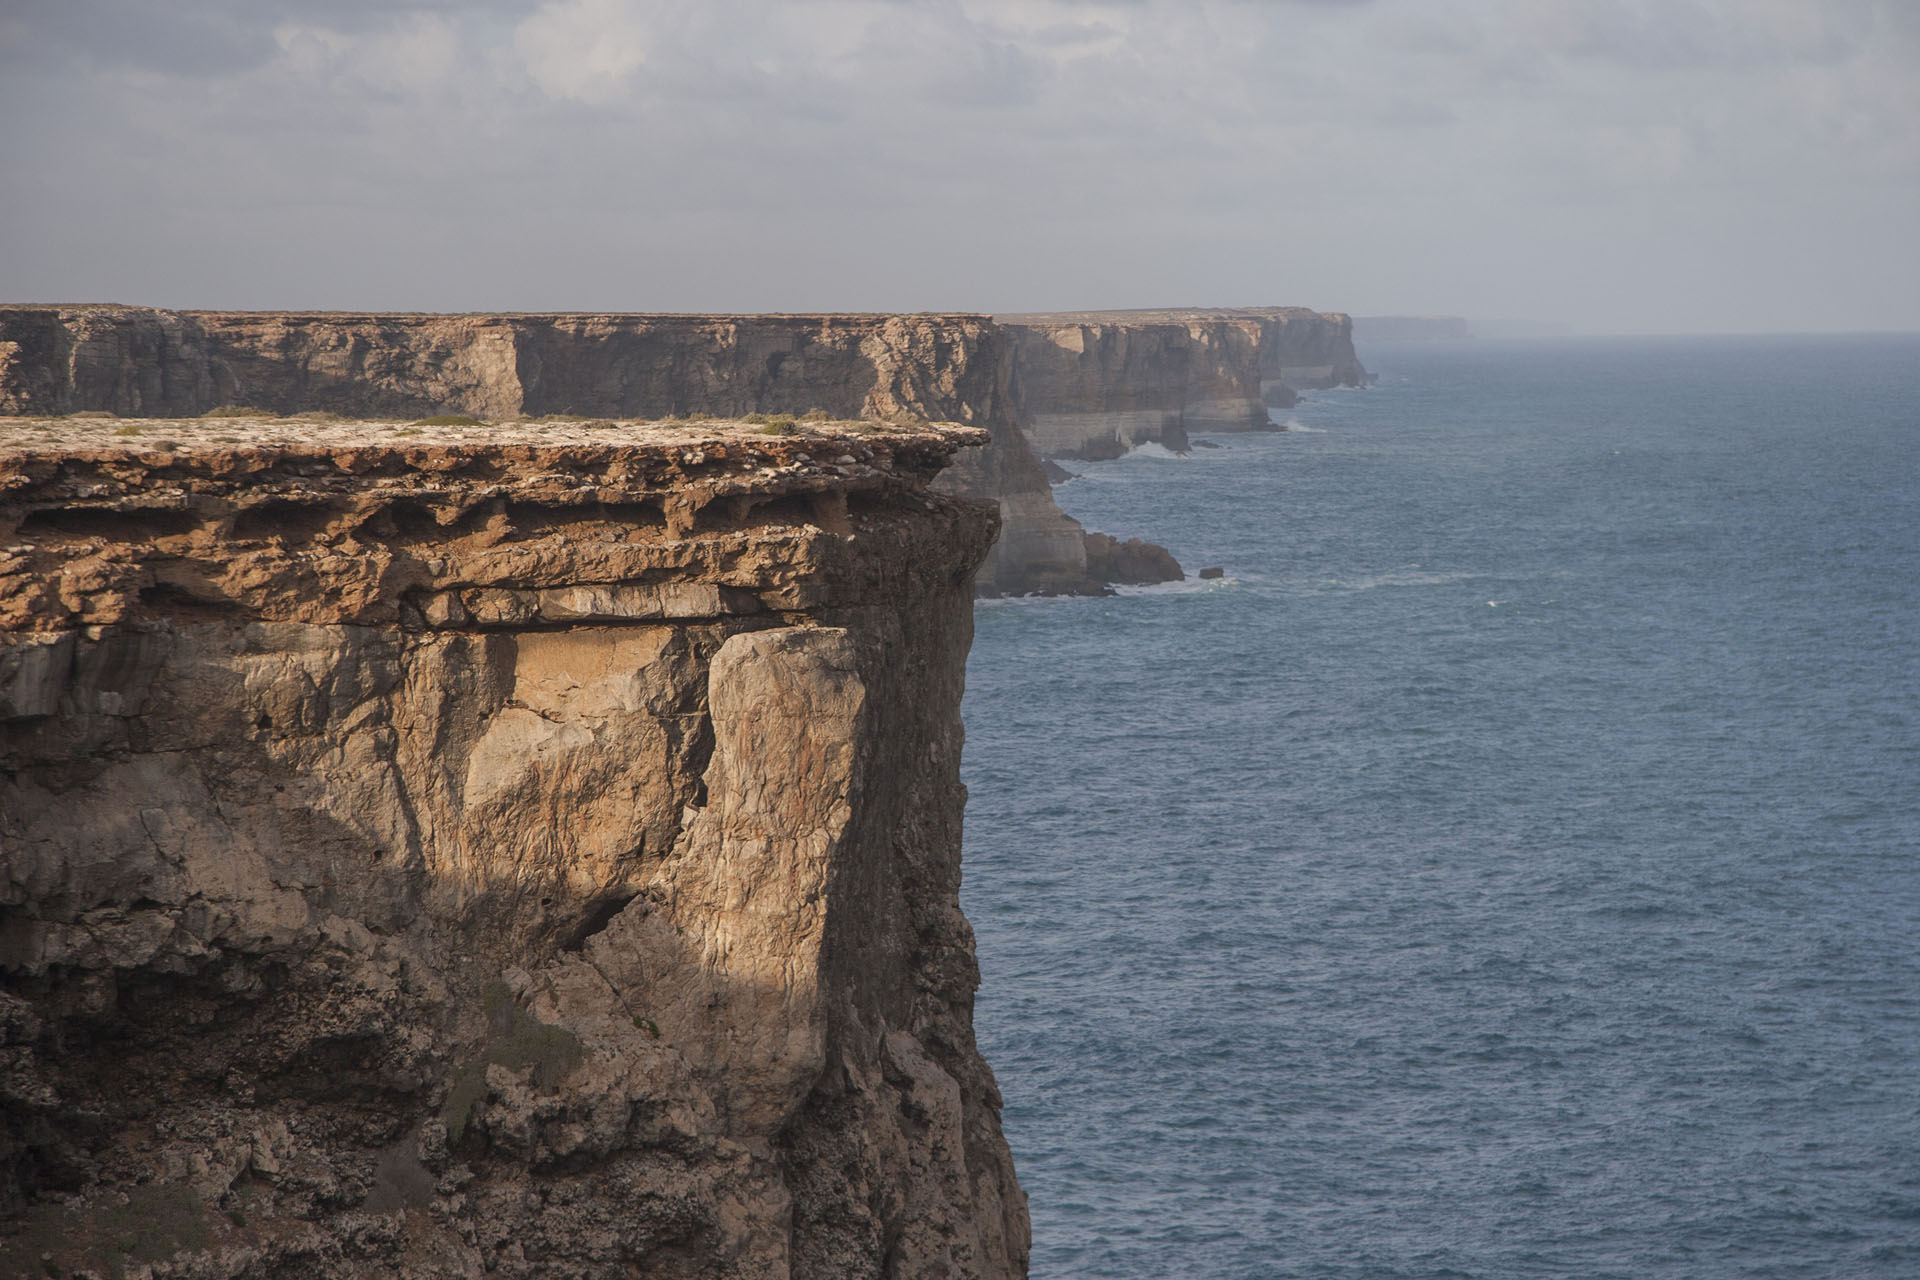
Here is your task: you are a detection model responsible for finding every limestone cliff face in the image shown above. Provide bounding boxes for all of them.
[1245,307,1369,397]
[998,308,1368,458]
[0,305,1093,596]
[0,418,1028,1279]
[997,319,1266,459]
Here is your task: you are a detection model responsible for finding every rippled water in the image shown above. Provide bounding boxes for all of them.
[959,335,1920,1279]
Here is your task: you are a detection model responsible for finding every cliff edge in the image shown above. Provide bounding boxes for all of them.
[0,306,1133,596]
[0,416,1029,1278]
[998,308,1368,459]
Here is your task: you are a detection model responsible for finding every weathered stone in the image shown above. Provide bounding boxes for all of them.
[0,423,1027,1280]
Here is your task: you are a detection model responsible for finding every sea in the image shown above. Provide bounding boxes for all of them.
[958,334,1920,1280]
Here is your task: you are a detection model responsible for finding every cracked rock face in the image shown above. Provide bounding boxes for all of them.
[0,422,1028,1279]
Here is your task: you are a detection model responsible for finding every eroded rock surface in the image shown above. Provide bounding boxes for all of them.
[0,420,1028,1279]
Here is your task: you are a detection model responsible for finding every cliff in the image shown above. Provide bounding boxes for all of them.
[0,306,1109,596]
[998,308,1368,459]
[0,414,1029,1278]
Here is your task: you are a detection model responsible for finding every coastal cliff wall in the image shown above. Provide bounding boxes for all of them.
[998,308,1368,459]
[997,319,1266,459]
[0,306,1107,596]
[0,416,1029,1278]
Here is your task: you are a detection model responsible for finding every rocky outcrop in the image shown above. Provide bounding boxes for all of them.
[1080,534,1183,587]
[998,308,1368,458]
[0,417,1028,1279]
[0,305,1122,596]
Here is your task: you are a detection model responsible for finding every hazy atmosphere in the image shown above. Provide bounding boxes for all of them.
[4,0,1917,333]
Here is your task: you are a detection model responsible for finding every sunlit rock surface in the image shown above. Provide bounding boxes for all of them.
[0,415,1028,1279]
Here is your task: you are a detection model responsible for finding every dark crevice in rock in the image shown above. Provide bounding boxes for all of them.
[558,890,642,953]
[19,506,201,541]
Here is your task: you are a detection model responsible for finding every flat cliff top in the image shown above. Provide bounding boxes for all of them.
[0,413,986,502]
[0,415,994,634]
[2,303,994,323]
[1,411,983,458]
[996,306,1337,324]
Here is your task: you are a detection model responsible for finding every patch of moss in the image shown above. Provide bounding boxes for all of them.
[110,424,142,437]
[441,981,586,1142]
[413,414,484,427]
[202,405,268,418]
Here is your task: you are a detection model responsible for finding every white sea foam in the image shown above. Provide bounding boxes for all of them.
[1121,442,1187,460]
[1112,576,1225,597]
[974,593,1076,609]
[1312,569,1482,592]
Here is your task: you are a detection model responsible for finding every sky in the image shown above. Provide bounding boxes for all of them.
[2,0,1916,333]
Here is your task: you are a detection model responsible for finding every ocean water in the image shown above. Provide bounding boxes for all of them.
[958,335,1920,1279]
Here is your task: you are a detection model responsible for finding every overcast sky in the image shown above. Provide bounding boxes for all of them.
[3,0,1916,332]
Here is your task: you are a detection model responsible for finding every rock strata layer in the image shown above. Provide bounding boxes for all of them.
[998,308,1368,459]
[0,306,1120,596]
[0,419,1029,1279]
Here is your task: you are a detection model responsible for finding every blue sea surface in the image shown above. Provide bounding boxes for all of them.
[958,335,1920,1279]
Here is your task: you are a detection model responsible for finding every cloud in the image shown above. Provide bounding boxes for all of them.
[0,0,531,75]
[1,0,1915,331]
[514,0,653,103]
